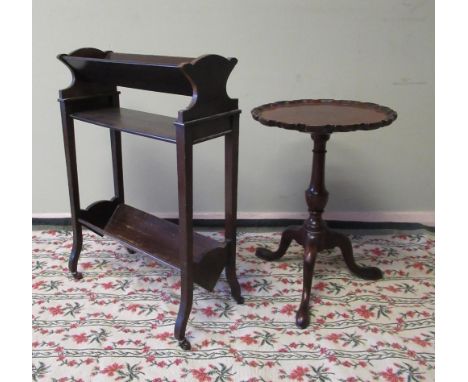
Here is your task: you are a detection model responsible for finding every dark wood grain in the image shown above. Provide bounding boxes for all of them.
[252,99,397,134]
[71,107,177,143]
[104,205,227,291]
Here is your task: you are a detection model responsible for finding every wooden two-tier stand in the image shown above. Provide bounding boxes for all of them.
[58,48,244,350]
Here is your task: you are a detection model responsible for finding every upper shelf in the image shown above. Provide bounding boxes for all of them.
[58,47,239,122]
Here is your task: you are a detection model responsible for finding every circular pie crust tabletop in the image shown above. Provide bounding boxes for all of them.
[251,99,397,134]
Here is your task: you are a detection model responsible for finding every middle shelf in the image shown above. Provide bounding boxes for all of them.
[71,107,177,143]
[78,202,228,291]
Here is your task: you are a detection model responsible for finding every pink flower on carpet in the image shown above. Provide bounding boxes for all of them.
[412,262,424,270]
[384,285,401,293]
[355,305,374,319]
[411,336,430,347]
[126,304,140,312]
[101,282,114,289]
[280,304,296,316]
[101,363,124,376]
[201,306,217,317]
[48,305,64,316]
[289,366,309,381]
[277,263,289,270]
[32,281,45,289]
[72,333,88,344]
[200,339,210,348]
[381,368,404,382]
[313,281,327,291]
[241,281,255,292]
[191,368,212,382]
[370,248,384,256]
[155,332,171,341]
[240,334,257,345]
[171,281,181,290]
[81,262,93,269]
[325,333,342,343]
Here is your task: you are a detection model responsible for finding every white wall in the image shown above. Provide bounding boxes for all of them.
[32,0,434,223]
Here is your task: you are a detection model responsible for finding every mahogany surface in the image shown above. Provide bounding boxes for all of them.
[252,99,397,329]
[252,99,397,134]
[58,47,243,350]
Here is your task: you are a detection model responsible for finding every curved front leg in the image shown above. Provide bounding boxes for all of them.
[328,231,383,280]
[295,242,318,329]
[225,245,244,305]
[174,271,193,351]
[68,224,83,280]
[256,225,305,261]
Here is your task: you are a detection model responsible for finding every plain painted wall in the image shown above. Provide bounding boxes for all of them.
[32,0,434,218]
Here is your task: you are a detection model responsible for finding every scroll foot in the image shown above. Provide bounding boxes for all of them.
[330,231,383,280]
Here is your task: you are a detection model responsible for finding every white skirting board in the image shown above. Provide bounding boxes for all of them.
[32,211,435,226]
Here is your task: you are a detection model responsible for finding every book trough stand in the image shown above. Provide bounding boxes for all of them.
[58,48,244,350]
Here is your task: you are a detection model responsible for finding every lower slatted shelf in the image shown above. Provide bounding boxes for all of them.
[79,202,227,291]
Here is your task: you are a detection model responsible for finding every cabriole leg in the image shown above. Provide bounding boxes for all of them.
[256,225,305,261]
[328,231,383,280]
[295,242,318,329]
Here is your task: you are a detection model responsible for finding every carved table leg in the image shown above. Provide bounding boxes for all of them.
[326,231,383,280]
[255,225,305,261]
[255,133,383,329]
[295,242,318,328]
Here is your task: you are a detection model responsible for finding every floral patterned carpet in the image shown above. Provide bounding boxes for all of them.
[32,228,435,382]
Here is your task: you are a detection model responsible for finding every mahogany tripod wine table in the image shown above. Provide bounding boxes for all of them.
[251,99,397,329]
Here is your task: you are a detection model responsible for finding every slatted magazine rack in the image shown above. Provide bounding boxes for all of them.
[58,48,244,350]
